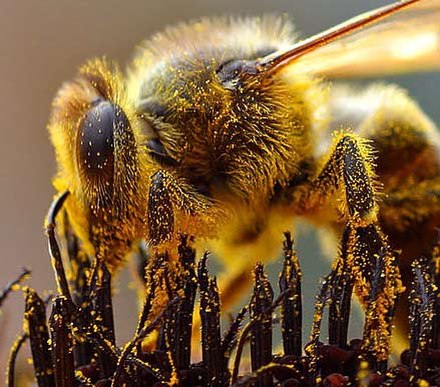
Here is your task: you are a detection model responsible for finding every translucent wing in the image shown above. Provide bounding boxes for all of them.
[260,0,440,78]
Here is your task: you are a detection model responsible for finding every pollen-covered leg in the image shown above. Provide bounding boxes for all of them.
[147,170,224,248]
[299,133,402,355]
[302,132,390,266]
[144,171,225,352]
[302,132,379,225]
[147,172,175,246]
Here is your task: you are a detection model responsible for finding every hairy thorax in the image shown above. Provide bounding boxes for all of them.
[128,43,317,208]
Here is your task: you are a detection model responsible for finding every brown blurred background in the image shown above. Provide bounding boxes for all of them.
[1,0,439,382]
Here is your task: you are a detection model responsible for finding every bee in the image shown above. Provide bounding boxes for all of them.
[48,0,440,352]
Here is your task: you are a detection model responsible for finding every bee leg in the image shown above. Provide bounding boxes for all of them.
[146,169,223,305]
[147,171,176,246]
[145,171,225,355]
[303,132,379,226]
[147,170,220,247]
[302,131,389,260]
[300,133,401,351]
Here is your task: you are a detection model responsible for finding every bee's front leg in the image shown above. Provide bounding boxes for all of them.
[147,170,222,248]
[147,171,176,246]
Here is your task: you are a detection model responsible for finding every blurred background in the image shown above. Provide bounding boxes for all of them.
[1,0,439,382]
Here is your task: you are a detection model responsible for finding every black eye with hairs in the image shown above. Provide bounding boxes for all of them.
[76,99,130,189]
[146,138,177,166]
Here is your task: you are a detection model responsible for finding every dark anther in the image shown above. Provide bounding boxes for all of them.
[408,256,436,381]
[136,253,166,335]
[279,232,302,358]
[328,228,354,349]
[50,296,76,386]
[250,263,274,387]
[25,288,55,387]
[173,237,197,372]
[198,253,229,386]
[222,306,247,358]
[89,260,117,378]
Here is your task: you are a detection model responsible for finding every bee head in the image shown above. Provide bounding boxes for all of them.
[49,58,141,216]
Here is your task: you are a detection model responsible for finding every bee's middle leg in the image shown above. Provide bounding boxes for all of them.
[294,132,402,358]
[298,132,398,304]
[303,133,378,225]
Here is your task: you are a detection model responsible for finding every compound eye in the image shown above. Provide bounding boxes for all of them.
[76,100,129,187]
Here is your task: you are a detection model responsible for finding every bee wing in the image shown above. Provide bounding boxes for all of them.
[269,0,440,78]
